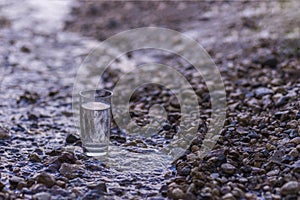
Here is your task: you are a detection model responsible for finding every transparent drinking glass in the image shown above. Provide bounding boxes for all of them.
[79,89,112,156]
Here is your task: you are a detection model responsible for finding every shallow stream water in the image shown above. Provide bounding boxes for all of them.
[0,1,176,199]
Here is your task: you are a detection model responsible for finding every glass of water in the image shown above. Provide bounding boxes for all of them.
[79,89,112,156]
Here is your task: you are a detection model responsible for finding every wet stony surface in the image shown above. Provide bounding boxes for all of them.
[1,1,300,200]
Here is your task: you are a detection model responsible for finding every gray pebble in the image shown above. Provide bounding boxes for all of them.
[255,87,273,98]
[33,192,51,200]
[275,96,290,107]
[221,163,236,175]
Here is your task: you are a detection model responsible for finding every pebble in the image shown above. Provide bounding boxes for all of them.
[255,87,273,98]
[263,185,270,191]
[170,188,185,199]
[245,192,257,199]
[251,167,265,174]
[238,178,248,183]
[29,153,42,162]
[221,163,236,175]
[20,45,31,53]
[110,135,126,143]
[275,96,290,107]
[232,188,244,198]
[36,172,56,188]
[267,169,279,176]
[177,166,191,176]
[280,181,299,195]
[261,56,278,68]
[212,188,220,196]
[162,123,172,131]
[33,192,51,200]
[221,185,231,194]
[222,193,236,200]
[59,163,83,179]
[88,182,107,194]
[292,160,300,173]
[65,134,80,144]
[237,113,250,125]
[0,127,10,139]
[27,178,35,188]
[58,151,77,164]
[274,110,290,121]
[210,173,219,179]
[17,181,27,190]
[9,176,24,187]
[271,78,282,86]
[296,111,300,120]
[289,137,300,145]
[271,194,281,200]
[248,130,259,139]
[288,148,299,158]
[0,182,4,191]
[82,190,105,200]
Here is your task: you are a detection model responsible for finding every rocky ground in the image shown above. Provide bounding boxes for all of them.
[0,1,300,200]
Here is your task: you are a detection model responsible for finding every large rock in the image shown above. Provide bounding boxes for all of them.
[9,176,24,188]
[36,172,56,188]
[59,163,84,179]
[280,181,299,195]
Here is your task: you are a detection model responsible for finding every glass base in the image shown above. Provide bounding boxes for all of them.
[83,144,108,157]
[85,151,107,157]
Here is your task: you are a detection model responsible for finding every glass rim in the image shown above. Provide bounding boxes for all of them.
[79,89,113,100]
